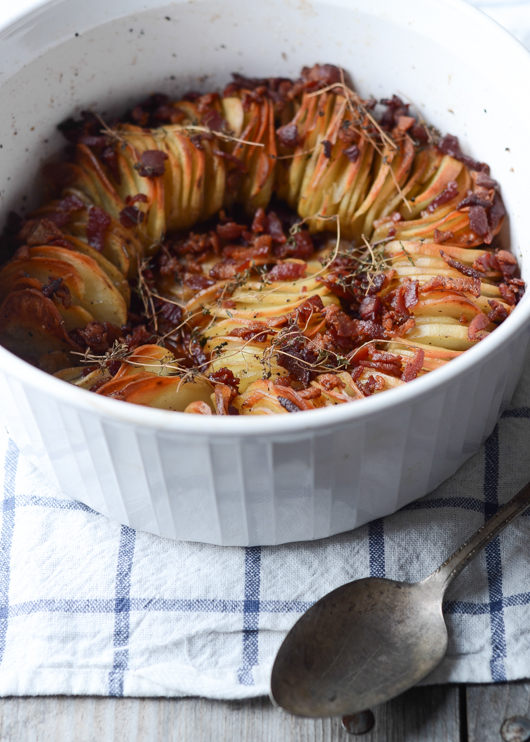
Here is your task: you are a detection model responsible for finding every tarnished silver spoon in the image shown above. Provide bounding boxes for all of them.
[270,481,530,719]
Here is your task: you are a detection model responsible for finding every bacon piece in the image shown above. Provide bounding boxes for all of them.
[467,312,489,341]
[434,229,455,245]
[487,299,509,323]
[119,205,145,228]
[19,218,65,246]
[69,321,121,354]
[468,205,489,236]
[276,123,301,148]
[499,282,516,306]
[359,295,382,322]
[427,180,458,213]
[274,229,314,260]
[41,276,72,309]
[401,348,425,382]
[136,150,169,177]
[359,375,385,396]
[87,207,111,251]
[201,108,226,133]
[439,250,483,281]
[473,251,500,273]
[319,374,345,391]
[437,134,489,173]
[229,323,272,341]
[216,222,247,240]
[267,262,306,281]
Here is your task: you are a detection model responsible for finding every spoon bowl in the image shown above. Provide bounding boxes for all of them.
[271,577,448,717]
[271,481,530,718]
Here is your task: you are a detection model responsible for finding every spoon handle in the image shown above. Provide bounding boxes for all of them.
[425,480,530,593]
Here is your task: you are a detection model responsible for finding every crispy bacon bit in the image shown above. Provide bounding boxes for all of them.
[136,150,169,177]
[434,229,455,245]
[437,134,489,173]
[467,312,489,341]
[267,212,287,244]
[185,273,216,289]
[278,396,301,413]
[275,328,319,385]
[322,140,332,158]
[488,192,506,234]
[209,367,240,394]
[468,205,489,236]
[69,321,121,355]
[209,260,238,280]
[251,207,267,233]
[499,282,516,306]
[359,375,385,396]
[403,280,419,310]
[201,108,226,132]
[487,299,509,323]
[276,123,301,148]
[410,123,429,142]
[319,374,345,391]
[267,262,306,281]
[427,181,458,213]
[401,348,425,382]
[359,295,382,322]
[123,324,157,351]
[19,218,65,246]
[275,229,314,260]
[14,244,30,260]
[456,191,493,210]
[495,249,518,279]
[342,144,360,163]
[439,250,483,281]
[472,250,500,273]
[86,207,111,251]
[158,299,182,328]
[302,63,342,87]
[41,276,72,309]
[119,205,145,229]
[216,221,246,240]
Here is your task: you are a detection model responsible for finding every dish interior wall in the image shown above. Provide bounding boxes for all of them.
[0,0,527,279]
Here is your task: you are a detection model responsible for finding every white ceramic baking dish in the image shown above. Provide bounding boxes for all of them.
[0,0,529,545]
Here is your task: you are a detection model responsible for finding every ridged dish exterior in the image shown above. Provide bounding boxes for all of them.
[1,327,527,546]
[1,0,530,545]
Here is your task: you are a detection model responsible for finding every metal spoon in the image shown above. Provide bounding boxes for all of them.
[270,481,530,718]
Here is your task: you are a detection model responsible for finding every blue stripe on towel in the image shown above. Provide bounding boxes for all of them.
[108,525,136,696]
[369,518,385,578]
[484,425,507,682]
[238,546,261,686]
[0,439,19,665]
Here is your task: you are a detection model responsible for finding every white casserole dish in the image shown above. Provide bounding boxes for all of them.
[0,0,529,545]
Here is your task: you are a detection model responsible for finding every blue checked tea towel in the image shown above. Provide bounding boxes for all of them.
[0,0,530,700]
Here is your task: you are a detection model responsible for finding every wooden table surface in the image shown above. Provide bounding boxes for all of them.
[1,682,529,741]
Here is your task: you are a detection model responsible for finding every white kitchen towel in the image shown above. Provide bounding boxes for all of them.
[0,0,529,700]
